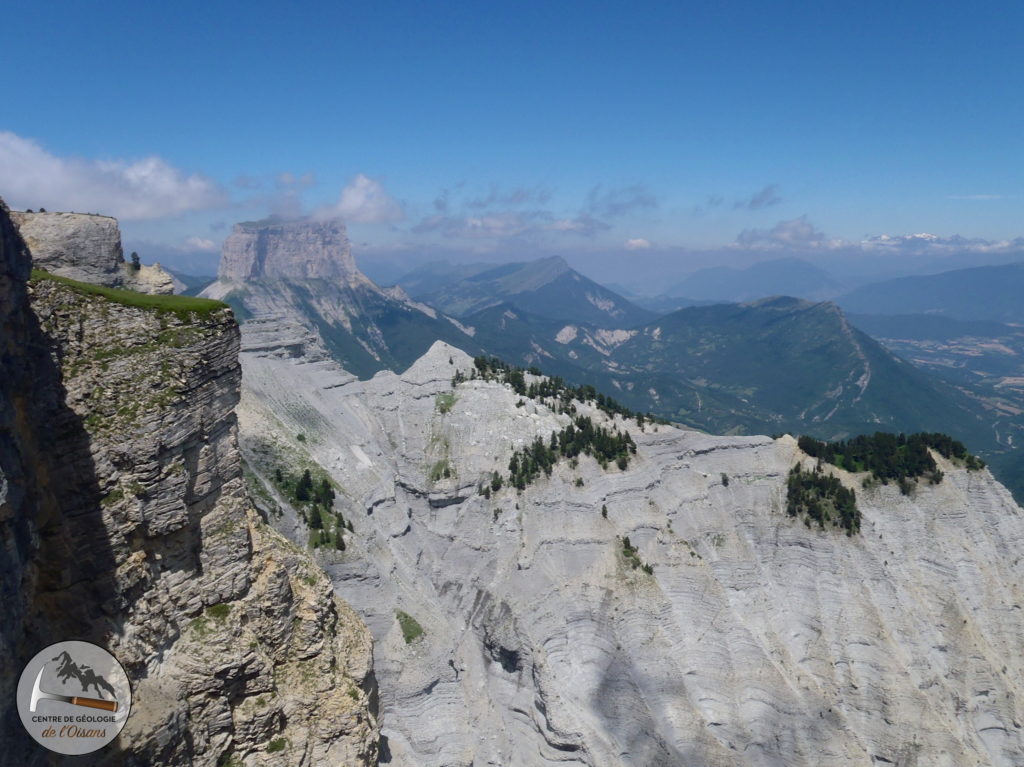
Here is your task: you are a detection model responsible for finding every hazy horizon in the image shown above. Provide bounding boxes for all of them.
[3,0,1022,290]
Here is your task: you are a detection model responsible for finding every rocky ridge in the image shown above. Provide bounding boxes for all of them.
[239,338,1024,767]
[0,200,378,765]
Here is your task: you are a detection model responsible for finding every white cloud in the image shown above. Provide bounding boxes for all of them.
[859,232,1024,255]
[414,210,543,239]
[316,173,404,224]
[465,184,551,209]
[0,131,225,220]
[624,237,651,250]
[184,236,219,252]
[736,215,839,249]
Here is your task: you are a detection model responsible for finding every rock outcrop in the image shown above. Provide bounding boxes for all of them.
[218,218,366,283]
[239,339,1024,767]
[11,209,175,294]
[0,199,378,765]
[11,210,124,283]
[121,260,176,294]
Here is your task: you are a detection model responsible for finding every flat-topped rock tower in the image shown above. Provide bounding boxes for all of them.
[218,217,363,282]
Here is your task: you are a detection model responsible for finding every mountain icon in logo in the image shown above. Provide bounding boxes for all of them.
[51,650,117,700]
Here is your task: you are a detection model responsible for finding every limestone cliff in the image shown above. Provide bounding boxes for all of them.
[240,339,1024,767]
[11,210,175,294]
[0,200,378,765]
[218,218,366,283]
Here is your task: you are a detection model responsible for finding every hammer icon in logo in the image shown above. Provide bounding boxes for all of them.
[29,668,118,713]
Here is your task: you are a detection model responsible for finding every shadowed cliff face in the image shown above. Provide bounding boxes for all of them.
[0,199,112,762]
[0,200,379,766]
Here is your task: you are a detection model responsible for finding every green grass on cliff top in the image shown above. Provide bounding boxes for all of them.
[31,268,229,320]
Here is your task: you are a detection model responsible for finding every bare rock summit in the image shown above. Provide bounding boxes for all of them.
[218,217,367,284]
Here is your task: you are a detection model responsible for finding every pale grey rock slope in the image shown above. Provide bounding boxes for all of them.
[11,209,175,293]
[238,337,1024,767]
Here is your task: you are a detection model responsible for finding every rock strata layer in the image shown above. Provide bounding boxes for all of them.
[240,338,1024,767]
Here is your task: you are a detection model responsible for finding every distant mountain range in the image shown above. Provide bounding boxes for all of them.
[467,296,997,448]
[399,255,657,328]
[206,224,1022,498]
[391,260,496,297]
[666,258,844,302]
[838,261,1024,323]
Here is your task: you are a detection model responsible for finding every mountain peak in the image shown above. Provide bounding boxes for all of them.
[400,340,475,385]
[524,254,571,281]
[218,217,363,282]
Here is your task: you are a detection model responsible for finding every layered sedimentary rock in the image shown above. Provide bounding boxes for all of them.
[0,200,378,765]
[10,209,174,294]
[218,218,365,283]
[240,339,1024,767]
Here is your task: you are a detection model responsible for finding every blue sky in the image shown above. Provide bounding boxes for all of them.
[2,0,1022,281]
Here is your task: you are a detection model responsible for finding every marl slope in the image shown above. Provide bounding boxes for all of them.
[237,338,1024,767]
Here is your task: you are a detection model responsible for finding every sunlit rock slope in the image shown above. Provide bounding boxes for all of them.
[239,338,1024,767]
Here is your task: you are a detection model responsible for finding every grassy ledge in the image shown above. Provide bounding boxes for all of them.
[395,610,425,643]
[31,268,229,320]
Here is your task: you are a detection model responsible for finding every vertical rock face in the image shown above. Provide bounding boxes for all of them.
[218,218,363,282]
[11,210,124,283]
[0,198,40,718]
[0,200,378,765]
[10,210,175,294]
